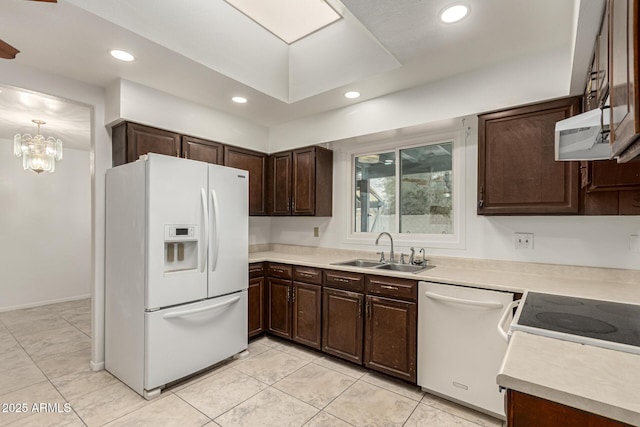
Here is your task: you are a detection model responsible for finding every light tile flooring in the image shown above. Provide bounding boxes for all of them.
[0,299,504,426]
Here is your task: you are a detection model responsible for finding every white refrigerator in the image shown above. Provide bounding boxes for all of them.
[105,153,248,399]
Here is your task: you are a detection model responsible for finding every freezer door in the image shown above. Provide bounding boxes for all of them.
[207,164,249,298]
[147,154,209,309]
[145,291,248,391]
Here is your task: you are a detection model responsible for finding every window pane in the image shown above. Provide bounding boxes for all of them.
[354,152,396,233]
[400,143,453,234]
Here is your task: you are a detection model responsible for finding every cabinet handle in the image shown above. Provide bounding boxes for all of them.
[380,285,399,291]
[287,288,290,302]
[332,277,350,284]
[358,300,362,318]
[272,268,285,274]
[297,272,314,278]
[184,150,188,158]
[478,186,484,209]
[366,301,371,319]
[292,288,296,303]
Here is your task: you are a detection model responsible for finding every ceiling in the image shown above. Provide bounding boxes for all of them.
[0,0,596,150]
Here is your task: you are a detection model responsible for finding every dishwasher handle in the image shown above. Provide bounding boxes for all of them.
[425,291,505,309]
[497,300,520,342]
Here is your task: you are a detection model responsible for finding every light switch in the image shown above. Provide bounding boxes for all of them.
[630,235,640,253]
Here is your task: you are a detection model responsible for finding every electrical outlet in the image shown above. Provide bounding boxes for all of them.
[313,227,319,237]
[515,233,534,249]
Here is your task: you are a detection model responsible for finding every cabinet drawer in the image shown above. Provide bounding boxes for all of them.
[267,263,292,280]
[249,262,264,278]
[293,266,323,285]
[324,270,365,292]
[366,275,417,302]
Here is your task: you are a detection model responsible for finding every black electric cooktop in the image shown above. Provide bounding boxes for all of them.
[511,292,640,354]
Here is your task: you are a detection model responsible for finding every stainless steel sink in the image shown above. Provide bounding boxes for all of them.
[331,259,435,274]
[331,259,384,268]
[374,263,435,273]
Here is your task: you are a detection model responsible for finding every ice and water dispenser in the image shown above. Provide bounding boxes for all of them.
[164,225,199,272]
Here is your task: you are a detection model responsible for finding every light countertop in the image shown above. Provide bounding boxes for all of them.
[498,332,640,426]
[249,245,640,425]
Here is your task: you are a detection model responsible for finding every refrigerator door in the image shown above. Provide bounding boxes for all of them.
[145,291,248,391]
[147,154,209,309]
[207,164,249,298]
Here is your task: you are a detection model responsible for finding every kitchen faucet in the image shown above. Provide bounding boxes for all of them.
[375,232,394,263]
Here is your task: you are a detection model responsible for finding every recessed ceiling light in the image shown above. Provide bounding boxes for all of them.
[439,4,469,23]
[344,91,360,99]
[232,96,248,104]
[110,49,135,62]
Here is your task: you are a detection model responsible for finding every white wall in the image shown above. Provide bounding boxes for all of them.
[0,60,112,370]
[0,141,90,310]
[269,48,572,151]
[266,120,640,270]
[106,79,270,153]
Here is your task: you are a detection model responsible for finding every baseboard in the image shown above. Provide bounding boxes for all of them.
[0,294,91,312]
[90,360,104,371]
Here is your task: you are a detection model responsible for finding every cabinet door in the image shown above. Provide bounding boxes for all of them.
[292,282,322,349]
[267,277,292,339]
[127,122,181,163]
[322,288,363,364]
[507,390,631,427]
[478,97,582,214]
[609,0,640,159]
[112,122,181,167]
[183,136,224,165]
[269,152,292,215]
[292,147,316,215]
[248,276,265,338]
[364,296,416,382]
[224,146,267,216]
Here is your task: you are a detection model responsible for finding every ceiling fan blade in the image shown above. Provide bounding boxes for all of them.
[0,39,20,60]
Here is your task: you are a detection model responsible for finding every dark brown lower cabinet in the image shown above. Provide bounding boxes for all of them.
[248,263,265,338]
[364,295,417,382]
[507,390,632,426]
[322,288,364,364]
[248,275,265,338]
[267,277,292,339]
[292,282,322,349]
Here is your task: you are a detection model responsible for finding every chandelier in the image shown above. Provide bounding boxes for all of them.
[14,120,63,174]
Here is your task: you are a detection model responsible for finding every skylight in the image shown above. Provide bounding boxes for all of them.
[225,0,342,44]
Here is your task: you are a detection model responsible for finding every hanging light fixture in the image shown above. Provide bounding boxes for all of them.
[14,119,63,174]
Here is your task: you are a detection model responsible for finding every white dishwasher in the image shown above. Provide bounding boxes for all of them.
[417,281,514,419]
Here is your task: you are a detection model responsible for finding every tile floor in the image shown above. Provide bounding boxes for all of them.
[0,299,505,426]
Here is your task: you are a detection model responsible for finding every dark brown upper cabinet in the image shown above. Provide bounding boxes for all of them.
[111,122,181,167]
[477,97,582,215]
[609,0,640,162]
[224,146,267,216]
[268,146,333,216]
[182,135,224,165]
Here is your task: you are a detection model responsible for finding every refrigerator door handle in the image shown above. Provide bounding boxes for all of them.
[162,295,241,319]
[210,189,220,272]
[200,188,209,273]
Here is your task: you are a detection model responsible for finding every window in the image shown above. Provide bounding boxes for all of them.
[348,131,465,248]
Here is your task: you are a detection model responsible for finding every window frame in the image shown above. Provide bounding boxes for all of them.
[342,130,466,249]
